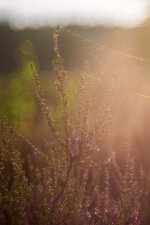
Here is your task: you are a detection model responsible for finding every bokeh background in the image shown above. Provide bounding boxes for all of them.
[1,0,150,168]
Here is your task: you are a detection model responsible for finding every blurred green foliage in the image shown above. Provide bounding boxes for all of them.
[52,76,77,121]
[0,40,36,133]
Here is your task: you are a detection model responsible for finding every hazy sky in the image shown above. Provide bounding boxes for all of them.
[0,0,149,28]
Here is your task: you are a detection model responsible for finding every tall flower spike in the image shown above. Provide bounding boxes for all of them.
[53,26,70,158]
[31,63,56,134]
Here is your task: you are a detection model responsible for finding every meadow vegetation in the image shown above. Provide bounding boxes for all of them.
[1,26,150,225]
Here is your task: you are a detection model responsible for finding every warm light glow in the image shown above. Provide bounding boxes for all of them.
[0,0,149,28]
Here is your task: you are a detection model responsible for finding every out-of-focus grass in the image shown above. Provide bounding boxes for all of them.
[40,70,79,121]
[0,41,36,133]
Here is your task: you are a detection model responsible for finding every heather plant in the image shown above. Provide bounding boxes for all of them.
[1,26,150,225]
[0,117,30,225]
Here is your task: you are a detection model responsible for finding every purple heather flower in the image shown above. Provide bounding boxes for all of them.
[132,209,140,224]
[33,151,38,156]
[85,210,91,218]
[70,148,79,158]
